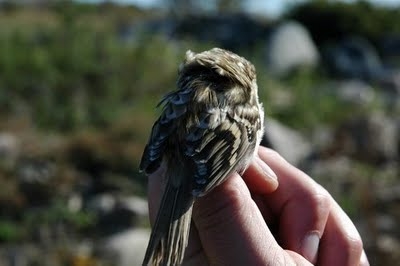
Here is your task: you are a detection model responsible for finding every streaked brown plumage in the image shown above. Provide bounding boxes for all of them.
[140,48,264,265]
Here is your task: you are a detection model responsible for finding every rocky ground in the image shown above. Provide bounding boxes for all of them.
[0,108,399,265]
[0,2,399,265]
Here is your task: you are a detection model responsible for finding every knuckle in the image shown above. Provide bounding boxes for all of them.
[260,147,282,160]
[345,234,364,255]
[339,234,364,265]
[309,185,331,210]
[294,182,331,215]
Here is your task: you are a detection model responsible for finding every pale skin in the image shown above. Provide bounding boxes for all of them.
[148,146,370,265]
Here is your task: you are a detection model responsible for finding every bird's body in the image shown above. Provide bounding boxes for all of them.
[140,48,264,265]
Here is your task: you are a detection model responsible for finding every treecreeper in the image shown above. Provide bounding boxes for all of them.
[140,48,264,265]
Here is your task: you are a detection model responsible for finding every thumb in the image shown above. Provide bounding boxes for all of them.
[192,173,285,265]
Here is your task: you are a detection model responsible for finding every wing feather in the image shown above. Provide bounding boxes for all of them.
[186,112,254,197]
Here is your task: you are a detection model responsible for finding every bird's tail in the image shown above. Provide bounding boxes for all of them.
[143,177,194,266]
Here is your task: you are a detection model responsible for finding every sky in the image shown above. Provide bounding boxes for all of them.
[79,0,400,18]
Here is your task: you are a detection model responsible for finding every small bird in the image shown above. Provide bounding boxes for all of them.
[140,48,264,265]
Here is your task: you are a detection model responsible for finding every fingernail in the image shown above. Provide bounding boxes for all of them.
[256,156,278,182]
[360,250,369,266]
[301,232,320,263]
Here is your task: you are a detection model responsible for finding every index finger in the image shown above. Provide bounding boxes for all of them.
[244,147,331,264]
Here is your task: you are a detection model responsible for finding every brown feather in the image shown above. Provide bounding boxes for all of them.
[141,48,264,265]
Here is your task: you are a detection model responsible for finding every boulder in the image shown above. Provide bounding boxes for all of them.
[262,118,311,166]
[335,79,376,106]
[16,158,56,206]
[0,133,19,169]
[266,21,319,76]
[100,229,150,266]
[333,112,398,164]
[324,36,383,80]
[87,194,148,237]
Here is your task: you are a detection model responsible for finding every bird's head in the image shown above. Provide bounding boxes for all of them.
[177,48,258,104]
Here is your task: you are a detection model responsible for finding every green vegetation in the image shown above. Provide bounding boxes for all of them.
[24,199,96,233]
[1,1,390,135]
[0,220,21,242]
[0,5,178,132]
[0,3,398,263]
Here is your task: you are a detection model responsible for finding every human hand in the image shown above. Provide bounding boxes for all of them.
[147,146,369,265]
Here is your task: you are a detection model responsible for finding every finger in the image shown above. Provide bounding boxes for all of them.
[147,157,312,265]
[360,250,370,266]
[147,159,280,265]
[242,155,279,194]
[279,184,330,264]
[257,147,331,264]
[242,154,280,229]
[317,199,364,266]
[192,172,308,265]
[183,224,208,266]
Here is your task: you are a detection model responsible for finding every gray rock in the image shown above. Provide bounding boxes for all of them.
[262,119,311,166]
[335,79,376,106]
[324,36,383,80]
[376,183,400,204]
[16,158,56,206]
[376,69,400,110]
[0,133,19,169]
[100,229,150,266]
[0,243,60,266]
[87,193,116,214]
[67,193,83,213]
[87,194,148,236]
[377,235,400,261]
[334,112,398,163]
[87,194,148,218]
[266,21,319,76]
[308,156,353,177]
[306,156,354,197]
[376,215,397,234]
[118,196,148,217]
[311,125,335,153]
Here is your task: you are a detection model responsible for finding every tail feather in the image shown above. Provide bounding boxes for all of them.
[143,177,194,266]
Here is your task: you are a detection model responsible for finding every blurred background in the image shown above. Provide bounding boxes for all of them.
[0,0,399,265]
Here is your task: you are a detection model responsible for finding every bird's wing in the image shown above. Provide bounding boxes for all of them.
[139,88,192,174]
[184,109,256,197]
